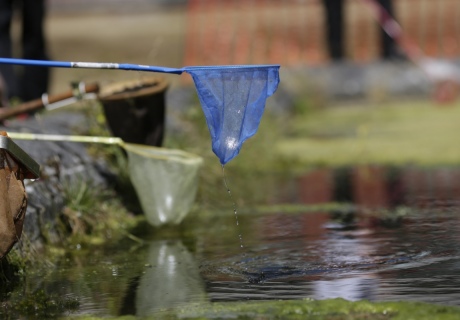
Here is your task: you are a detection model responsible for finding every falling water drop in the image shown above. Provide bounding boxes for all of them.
[222,165,245,250]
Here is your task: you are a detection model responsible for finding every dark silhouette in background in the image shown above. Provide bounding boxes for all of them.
[323,0,345,60]
[0,0,49,103]
[377,0,399,59]
[323,0,399,61]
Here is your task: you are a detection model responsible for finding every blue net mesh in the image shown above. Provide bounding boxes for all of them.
[185,65,280,164]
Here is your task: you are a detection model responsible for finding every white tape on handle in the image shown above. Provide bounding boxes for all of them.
[41,93,49,107]
[71,62,119,69]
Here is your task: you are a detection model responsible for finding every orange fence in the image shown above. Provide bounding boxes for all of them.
[184,0,460,66]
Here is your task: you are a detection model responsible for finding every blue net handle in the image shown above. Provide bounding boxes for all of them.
[0,58,280,78]
[0,58,185,74]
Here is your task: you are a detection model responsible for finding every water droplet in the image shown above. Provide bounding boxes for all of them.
[222,165,245,251]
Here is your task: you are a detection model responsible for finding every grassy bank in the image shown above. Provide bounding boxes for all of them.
[66,298,460,320]
[276,99,460,167]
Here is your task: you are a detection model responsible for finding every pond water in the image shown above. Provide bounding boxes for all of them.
[4,165,460,318]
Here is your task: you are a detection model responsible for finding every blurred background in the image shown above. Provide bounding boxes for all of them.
[3,0,460,206]
[35,0,460,96]
[28,0,460,207]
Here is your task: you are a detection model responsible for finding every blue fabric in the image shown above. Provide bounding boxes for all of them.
[185,65,280,164]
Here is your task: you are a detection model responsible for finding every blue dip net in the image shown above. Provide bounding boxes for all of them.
[0,58,280,164]
[185,65,280,165]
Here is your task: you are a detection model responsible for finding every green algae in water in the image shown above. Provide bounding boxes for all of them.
[0,289,79,320]
[171,299,460,320]
[61,298,460,319]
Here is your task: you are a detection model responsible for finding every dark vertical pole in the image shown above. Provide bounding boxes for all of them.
[378,0,398,59]
[0,0,16,99]
[323,0,344,60]
[20,0,49,101]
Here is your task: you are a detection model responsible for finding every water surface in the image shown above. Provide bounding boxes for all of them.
[4,165,460,318]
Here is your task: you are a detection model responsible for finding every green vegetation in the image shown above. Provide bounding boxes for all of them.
[276,100,460,167]
[1,289,79,320]
[61,178,141,246]
[180,299,460,320]
[173,298,460,320]
[64,298,460,320]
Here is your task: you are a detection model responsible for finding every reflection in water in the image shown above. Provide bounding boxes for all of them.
[312,226,379,301]
[314,276,378,301]
[122,240,207,317]
[296,165,460,209]
[200,209,460,306]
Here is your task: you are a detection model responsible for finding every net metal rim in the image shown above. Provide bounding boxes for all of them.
[184,64,280,71]
[123,143,203,165]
